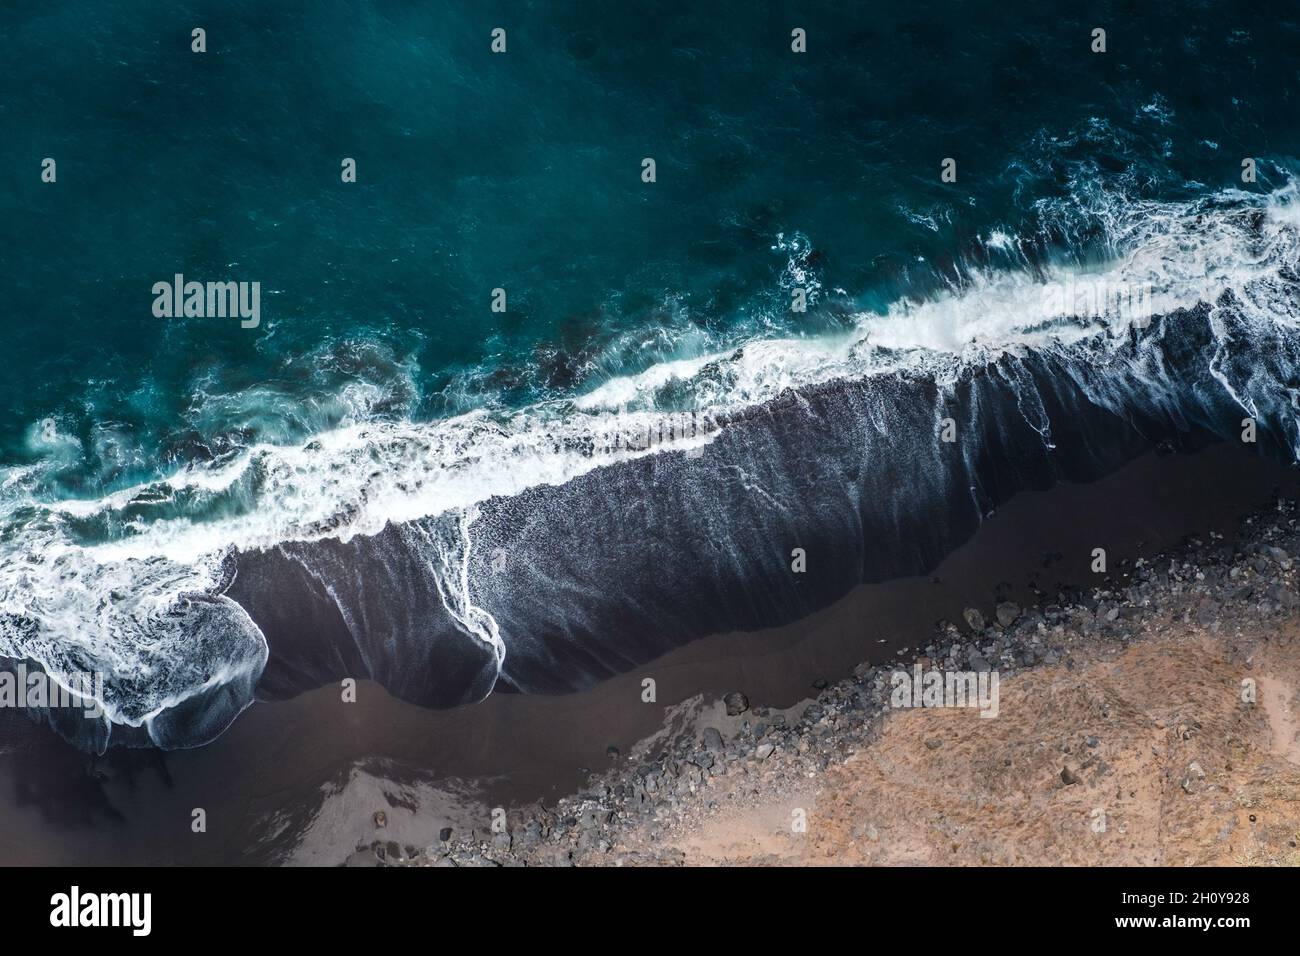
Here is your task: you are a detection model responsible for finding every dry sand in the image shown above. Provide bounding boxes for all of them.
[624,627,1300,866]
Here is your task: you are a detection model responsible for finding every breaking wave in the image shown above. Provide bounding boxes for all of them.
[3,179,1300,750]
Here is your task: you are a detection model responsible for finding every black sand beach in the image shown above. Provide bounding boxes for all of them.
[0,439,1294,865]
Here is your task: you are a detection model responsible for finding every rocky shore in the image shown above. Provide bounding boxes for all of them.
[356,494,1300,867]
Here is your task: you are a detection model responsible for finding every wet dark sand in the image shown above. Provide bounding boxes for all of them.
[0,441,1296,865]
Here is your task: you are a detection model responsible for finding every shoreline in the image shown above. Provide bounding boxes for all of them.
[0,440,1294,864]
[391,468,1300,866]
[231,302,1300,731]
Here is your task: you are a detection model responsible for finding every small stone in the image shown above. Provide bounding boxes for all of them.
[724,691,750,716]
[373,811,387,829]
[1060,766,1081,786]
[755,743,775,760]
[852,822,879,841]
[963,608,986,632]
[701,727,724,752]
[995,601,1021,628]
[924,738,943,750]
[606,745,620,759]
[439,827,453,843]
[1178,761,1207,794]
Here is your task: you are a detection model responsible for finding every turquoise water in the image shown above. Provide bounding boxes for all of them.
[3,0,1297,497]
[2,0,1300,748]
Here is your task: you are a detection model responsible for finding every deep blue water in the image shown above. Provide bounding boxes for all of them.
[2,0,1300,749]
[3,0,1297,489]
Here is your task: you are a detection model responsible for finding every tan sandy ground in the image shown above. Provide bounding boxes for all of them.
[642,626,1300,866]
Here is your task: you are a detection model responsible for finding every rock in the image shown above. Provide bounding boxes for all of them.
[968,649,991,673]
[519,820,543,849]
[439,827,453,843]
[606,745,620,759]
[924,738,943,750]
[1269,584,1298,609]
[701,727,724,752]
[1195,597,1219,626]
[1060,766,1081,786]
[995,602,1021,628]
[373,811,387,829]
[963,608,986,632]
[755,743,775,760]
[1266,545,1293,569]
[1181,761,1207,794]
[1085,735,1100,748]
[724,691,750,716]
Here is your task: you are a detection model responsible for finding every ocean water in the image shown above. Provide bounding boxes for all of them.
[2,1,1300,749]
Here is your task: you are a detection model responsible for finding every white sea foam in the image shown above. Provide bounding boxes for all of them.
[2,181,1298,738]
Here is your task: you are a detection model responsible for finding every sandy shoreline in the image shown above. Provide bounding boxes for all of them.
[0,440,1295,865]
[387,476,1300,867]
[456,620,1300,867]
